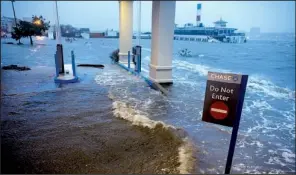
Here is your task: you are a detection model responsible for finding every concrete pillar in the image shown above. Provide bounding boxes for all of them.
[119,1,133,64]
[149,1,176,84]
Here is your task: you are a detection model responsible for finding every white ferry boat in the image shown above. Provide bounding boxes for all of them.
[174,4,247,43]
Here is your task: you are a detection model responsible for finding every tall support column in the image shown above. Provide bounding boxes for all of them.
[149,1,176,84]
[119,1,133,64]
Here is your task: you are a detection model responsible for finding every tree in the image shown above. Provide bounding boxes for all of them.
[11,15,50,45]
[11,25,22,41]
[61,24,78,38]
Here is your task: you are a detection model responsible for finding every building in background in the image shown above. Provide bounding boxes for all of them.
[90,31,105,38]
[80,28,90,39]
[1,16,20,33]
[61,25,80,38]
[105,29,118,38]
[81,33,90,39]
[47,25,55,40]
[47,25,92,39]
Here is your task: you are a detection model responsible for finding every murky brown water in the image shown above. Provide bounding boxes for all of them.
[1,67,185,174]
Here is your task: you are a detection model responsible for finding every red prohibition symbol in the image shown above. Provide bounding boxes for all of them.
[210,101,229,120]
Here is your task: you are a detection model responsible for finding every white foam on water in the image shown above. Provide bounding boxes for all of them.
[282,152,295,163]
[112,101,170,129]
[173,60,231,77]
[233,163,286,174]
[173,60,295,100]
[94,63,295,174]
[253,141,264,148]
[242,99,295,140]
[199,169,205,174]
[96,67,197,173]
[232,163,247,172]
[264,148,295,170]
[265,156,287,167]
[142,47,151,52]
[94,70,142,86]
[111,100,196,174]
[229,98,294,171]
[143,56,150,61]
[279,148,295,164]
[141,68,149,73]
[249,100,273,111]
[173,60,221,77]
[267,169,286,174]
[142,98,153,109]
[177,138,197,174]
[248,75,295,100]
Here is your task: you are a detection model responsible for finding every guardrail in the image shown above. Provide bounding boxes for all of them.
[117,52,168,95]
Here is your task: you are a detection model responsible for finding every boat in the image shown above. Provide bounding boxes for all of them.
[174,3,247,43]
[133,32,151,39]
[178,49,192,57]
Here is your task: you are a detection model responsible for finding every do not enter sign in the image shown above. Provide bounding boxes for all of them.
[201,71,248,174]
[202,72,248,127]
[210,101,229,120]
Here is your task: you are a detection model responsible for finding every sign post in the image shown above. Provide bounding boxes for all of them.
[201,71,248,174]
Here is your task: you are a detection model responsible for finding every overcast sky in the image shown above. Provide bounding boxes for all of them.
[1,1,295,33]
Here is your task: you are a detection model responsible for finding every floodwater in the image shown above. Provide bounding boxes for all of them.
[1,34,295,174]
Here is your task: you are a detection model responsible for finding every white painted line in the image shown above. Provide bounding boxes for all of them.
[211,108,227,114]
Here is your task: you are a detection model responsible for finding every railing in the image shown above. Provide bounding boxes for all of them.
[127,50,141,73]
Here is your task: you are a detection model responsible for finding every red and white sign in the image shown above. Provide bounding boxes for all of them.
[210,101,229,120]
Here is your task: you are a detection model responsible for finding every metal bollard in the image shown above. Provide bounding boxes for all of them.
[137,55,141,73]
[71,51,77,77]
[54,53,59,77]
[56,44,65,73]
[139,54,141,72]
[128,51,130,69]
[134,55,138,73]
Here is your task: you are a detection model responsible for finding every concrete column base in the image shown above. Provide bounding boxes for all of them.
[118,52,131,64]
[149,64,173,84]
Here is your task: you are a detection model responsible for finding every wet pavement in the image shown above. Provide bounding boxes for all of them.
[1,65,186,174]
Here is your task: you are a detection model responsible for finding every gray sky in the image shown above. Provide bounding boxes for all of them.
[1,1,295,33]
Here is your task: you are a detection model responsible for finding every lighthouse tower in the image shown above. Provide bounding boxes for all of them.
[196,3,202,27]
